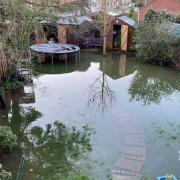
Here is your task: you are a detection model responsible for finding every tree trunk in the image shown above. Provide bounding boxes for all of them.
[103,36,107,56]
[102,0,107,56]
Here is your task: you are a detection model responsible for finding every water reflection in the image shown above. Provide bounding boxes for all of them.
[33,52,136,79]
[1,86,95,179]
[87,72,116,113]
[5,88,40,136]
[87,54,137,113]
[2,51,180,179]
[129,64,180,105]
[34,53,91,74]
[23,122,95,179]
[99,54,136,80]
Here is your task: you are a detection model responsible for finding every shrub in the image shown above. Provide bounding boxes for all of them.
[0,164,12,180]
[145,10,175,22]
[0,126,17,151]
[134,18,179,65]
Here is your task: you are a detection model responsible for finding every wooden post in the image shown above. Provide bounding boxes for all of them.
[103,0,107,56]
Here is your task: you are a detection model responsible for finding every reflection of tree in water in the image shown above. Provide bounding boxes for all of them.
[129,72,174,105]
[87,55,117,113]
[23,122,95,179]
[128,65,180,105]
[5,88,95,179]
[88,72,116,113]
[7,89,42,137]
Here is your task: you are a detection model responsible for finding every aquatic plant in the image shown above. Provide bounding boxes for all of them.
[155,122,180,146]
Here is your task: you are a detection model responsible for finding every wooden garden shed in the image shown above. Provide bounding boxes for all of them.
[106,16,136,51]
[56,16,93,45]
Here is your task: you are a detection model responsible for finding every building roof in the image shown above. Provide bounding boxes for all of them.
[139,0,180,21]
[106,11,122,17]
[56,16,92,25]
[171,23,180,38]
[118,16,136,27]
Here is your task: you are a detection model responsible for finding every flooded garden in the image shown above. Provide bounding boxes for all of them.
[0,51,180,179]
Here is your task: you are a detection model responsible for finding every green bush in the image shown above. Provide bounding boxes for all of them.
[0,164,12,180]
[134,12,180,65]
[0,126,17,151]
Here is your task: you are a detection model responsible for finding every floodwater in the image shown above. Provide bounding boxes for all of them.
[0,50,180,179]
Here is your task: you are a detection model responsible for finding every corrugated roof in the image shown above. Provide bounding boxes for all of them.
[118,16,136,27]
[56,16,92,25]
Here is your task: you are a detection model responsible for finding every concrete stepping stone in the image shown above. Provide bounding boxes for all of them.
[124,136,145,147]
[110,108,145,180]
[112,168,140,176]
[121,153,145,162]
[115,158,144,172]
[123,146,146,157]
[112,174,141,180]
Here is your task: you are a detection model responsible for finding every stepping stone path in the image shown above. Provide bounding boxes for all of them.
[110,108,146,180]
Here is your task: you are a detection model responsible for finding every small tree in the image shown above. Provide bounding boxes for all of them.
[93,12,113,56]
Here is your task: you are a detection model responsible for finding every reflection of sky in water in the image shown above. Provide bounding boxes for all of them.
[2,52,180,179]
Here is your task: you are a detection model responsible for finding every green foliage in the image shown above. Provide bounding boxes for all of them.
[0,164,12,180]
[0,126,17,151]
[134,16,180,65]
[128,8,136,20]
[59,0,91,15]
[133,0,144,7]
[0,0,52,85]
[4,81,26,90]
[145,10,175,22]
[141,175,148,180]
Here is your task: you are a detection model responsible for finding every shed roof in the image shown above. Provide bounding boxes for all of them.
[56,16,92,25]
[118,16,136,27]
